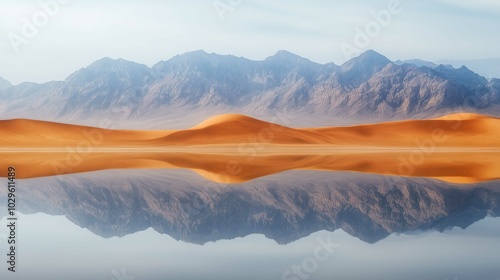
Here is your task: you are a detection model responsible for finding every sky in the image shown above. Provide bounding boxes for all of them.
[0,0,499,84]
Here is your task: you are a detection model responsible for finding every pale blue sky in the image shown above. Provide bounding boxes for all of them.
[1,0,499,84]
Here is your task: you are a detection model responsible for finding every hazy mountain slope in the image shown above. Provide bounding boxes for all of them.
[394,59,439,68]
[396,58,500,80]
[0,76,12,90]
[437,58,500,79]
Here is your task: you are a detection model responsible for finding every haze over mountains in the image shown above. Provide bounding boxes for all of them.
[1,50,499,128]
[434,59,500,80]
[0,76,11,90]
[395,58,500,80]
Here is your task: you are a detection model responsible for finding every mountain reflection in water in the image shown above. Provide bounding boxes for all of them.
[1,169,498,244]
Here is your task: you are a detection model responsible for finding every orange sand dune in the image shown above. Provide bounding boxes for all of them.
[152,113,500,147]
[1,113,500,148]
[0,119,169,147]
[1,113,499,183]
[0,151,499,184]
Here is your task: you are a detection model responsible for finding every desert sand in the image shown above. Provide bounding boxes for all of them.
[1,113,499,148]
[0,151,499,184]
[0,113,499,183]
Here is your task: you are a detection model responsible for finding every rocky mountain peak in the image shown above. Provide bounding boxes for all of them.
[342,50,390,70]
[65,57,152,85]
[339,50,392,87]
[1,50,499,128]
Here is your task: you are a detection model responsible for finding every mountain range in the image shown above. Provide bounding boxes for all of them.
[1,50,499,129]
[395,58,500,80]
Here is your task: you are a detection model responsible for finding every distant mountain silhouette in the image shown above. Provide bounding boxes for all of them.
[0,76,11,90]
[437,58,500,79]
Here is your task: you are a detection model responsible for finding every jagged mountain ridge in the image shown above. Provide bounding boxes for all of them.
[1,50,499,129]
